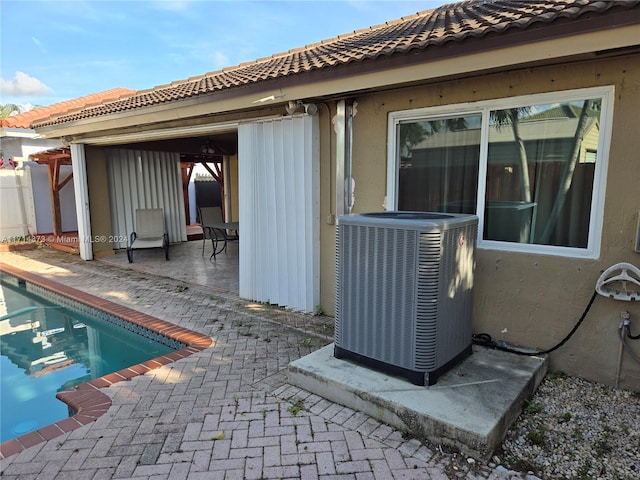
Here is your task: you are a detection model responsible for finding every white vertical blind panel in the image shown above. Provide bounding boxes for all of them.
[272,121,291,306]
[107,149,186,249]
[70,143,93,260]
[238,126,258,300]
[238,115,319,312]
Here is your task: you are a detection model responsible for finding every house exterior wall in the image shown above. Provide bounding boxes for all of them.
[341,54,640,390]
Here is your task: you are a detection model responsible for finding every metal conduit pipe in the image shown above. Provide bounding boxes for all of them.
[615,311,640,388]
[335,99,355,217]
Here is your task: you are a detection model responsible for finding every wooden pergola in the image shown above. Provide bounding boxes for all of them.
[180,153,225,221]
[30,147,73,237]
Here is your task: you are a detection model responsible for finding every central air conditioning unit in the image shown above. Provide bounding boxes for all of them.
[334,211,478,386]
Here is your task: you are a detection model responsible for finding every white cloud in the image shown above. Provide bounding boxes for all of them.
[0,71,52,96]
[31,36,47,53]
[212,51,230,69]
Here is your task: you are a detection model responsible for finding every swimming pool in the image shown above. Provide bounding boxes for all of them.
[0,263,213,457]
[0,279,180,443]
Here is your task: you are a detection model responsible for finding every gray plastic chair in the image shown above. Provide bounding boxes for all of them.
[198,206,224,255]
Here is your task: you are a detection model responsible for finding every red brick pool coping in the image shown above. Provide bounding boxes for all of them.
[0,263,213,459]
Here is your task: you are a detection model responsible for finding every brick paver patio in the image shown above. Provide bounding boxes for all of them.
[0,247,526,479]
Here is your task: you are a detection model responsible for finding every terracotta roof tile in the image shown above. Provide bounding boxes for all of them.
[33,0,639,128]
[1,88,136,129]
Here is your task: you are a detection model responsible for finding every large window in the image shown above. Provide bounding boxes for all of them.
[387,87,613,258]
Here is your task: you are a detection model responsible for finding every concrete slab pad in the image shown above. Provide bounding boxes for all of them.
[288,344,547,459]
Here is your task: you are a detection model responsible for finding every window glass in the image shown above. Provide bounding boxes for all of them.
[486,99,601,247]
[389,88,611,258]
[397,115,481,213]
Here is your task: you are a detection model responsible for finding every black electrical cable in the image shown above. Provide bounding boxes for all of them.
[472,290,598,356]
[624,323,640,340]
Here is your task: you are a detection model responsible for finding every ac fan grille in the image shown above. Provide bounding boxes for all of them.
[335,224,417,366]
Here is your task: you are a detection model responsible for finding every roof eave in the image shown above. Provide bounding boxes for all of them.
[0,127,39,139]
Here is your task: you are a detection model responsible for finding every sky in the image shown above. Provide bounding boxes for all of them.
[1,0,450,110]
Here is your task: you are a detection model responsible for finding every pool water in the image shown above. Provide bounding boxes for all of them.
[0,280,176,443]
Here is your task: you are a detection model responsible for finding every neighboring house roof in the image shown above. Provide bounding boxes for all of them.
[527,103,600,120]
[32,0,639,129]
[2,88,136,129]
[410,116,598,150]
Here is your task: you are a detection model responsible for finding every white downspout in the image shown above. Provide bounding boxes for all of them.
[70,143,93,260]
[335,100,354,217]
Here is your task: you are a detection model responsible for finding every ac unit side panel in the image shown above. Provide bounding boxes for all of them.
[413,231,442,370]
[433,223,477,368]
[334,225,343,346]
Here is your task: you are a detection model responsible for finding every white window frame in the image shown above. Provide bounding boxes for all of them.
[386,86,614,259]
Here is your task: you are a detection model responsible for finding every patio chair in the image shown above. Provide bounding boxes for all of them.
[127,208,169,263]
[198,206,223,255]
[198,206,239,258]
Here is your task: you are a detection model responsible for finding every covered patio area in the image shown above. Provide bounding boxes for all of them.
[100,237,239,294]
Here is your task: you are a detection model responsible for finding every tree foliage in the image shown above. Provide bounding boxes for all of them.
[1,104,23,118]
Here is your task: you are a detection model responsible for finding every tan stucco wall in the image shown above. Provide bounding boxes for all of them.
[318,104,337,315]
[228,154,239,222]
[85,146,114,257]
[342,54,640,390]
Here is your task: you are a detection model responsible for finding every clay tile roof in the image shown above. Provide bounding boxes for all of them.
[1,88,136,129]
[32,0,639,128]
